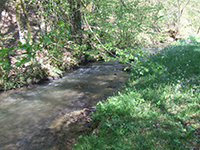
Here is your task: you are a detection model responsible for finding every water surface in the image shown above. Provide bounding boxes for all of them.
[0,61,128,150]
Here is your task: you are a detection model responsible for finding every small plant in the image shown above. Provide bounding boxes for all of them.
[73,36,200,150]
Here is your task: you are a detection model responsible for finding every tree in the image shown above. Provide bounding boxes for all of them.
[68,0,82,43]
[15,0,32,44]
[156,0,200,39]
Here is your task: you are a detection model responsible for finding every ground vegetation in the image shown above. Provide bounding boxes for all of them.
[0,0,200,148]
[74,35,200,150]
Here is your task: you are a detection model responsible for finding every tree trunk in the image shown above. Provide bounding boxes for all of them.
[68,0,82,44]
[15,0,32,44]
[20,0,32,44]
[16,0,25,44]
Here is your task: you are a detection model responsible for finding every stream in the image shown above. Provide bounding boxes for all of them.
[0,61,128,150]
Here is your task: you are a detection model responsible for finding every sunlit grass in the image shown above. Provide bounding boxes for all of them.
[73,36,200,150]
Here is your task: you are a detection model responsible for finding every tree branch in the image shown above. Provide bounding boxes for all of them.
[84,13,133,66]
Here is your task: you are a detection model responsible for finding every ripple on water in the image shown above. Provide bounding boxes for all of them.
[0,61,128,149]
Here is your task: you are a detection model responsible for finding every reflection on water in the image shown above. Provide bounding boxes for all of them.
[0,61,128,150]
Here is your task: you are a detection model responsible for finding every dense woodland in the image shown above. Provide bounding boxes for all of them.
[0,0,199,91]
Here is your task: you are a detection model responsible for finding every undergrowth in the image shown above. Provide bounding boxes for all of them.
[73,35,200,150]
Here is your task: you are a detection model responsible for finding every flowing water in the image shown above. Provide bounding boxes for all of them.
[0,61,128,150]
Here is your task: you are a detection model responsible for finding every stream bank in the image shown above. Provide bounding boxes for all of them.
[0,60,128,150]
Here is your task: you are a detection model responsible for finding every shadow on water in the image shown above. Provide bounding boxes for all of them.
[0,61,128,150]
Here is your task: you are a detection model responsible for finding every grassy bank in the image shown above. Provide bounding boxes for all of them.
[73,36,200,150]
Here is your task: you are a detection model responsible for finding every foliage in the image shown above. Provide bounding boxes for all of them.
[156,0,200,38]
[84,0,163,49]
[73,37,200,150]
[0,0,160,90]
[0,36,48,90]
[0,19,82,90]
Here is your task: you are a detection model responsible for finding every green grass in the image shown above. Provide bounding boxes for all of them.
[73,36,200,150]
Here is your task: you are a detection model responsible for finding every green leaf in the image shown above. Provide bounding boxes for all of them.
[39,37,43,43]
[49,50,56,54]
[17,41,22,45]
[52,43,62,47]
[44,36,51,45]
[21,57,30,63]
[14,62,21,67]
[42,12,48,16]
[8,50,15,55]
[57,20,64,26]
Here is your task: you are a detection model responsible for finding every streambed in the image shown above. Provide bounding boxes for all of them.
[0,61,128,150]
